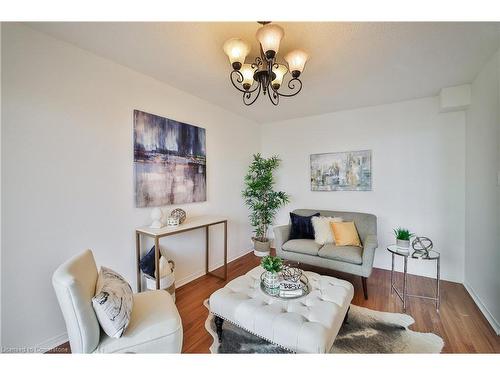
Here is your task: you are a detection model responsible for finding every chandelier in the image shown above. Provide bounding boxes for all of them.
[223,22,309,106]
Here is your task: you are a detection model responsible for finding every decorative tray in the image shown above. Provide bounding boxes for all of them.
[260,272,310,300]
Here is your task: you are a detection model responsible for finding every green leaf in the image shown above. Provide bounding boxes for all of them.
[260,256,283,273]
[393,227,415,240]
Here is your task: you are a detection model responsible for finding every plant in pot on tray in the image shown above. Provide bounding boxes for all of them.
[394,227,414,250]
[242,153,290,256]
[261,255,283,289]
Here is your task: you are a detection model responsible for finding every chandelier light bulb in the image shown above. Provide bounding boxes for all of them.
[285,49,309,78]
[256,24,285,60]
[271,64,288,90]
[240,64,256,90]
[223,38,251,70]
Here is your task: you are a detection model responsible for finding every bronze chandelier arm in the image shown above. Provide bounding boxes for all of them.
[230,70,260,94]
[243,82,262,106]
[271,77,303,97]
[252,56,263,70]
[268,88,279,106]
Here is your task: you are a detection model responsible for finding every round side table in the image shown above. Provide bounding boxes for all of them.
[387,245,441,312]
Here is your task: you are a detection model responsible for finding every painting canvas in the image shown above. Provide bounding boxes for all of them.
[134,110,206,207]
[310,150,372,191]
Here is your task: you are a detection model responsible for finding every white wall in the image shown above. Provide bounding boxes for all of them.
[1,24,260,350]
[261,97,466,282]
[0,21,3,349]
[464,50,500,334]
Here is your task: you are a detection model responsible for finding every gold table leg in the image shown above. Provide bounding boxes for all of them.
[154,236,160,290]
[205,225,209,274]
[206,221,228,281]
[224,220,228,280]
[136,232,141,293]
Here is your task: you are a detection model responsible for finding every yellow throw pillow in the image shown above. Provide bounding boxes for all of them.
[330,221,361,247]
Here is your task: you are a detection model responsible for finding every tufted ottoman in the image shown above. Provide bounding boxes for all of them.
[209,266,354,353]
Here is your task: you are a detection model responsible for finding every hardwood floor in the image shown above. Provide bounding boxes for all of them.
[50,250,500,354]
[177,251,500,353]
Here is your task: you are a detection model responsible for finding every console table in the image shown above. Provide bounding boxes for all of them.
[135,216,228,292]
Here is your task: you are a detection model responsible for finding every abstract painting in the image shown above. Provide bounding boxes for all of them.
[134,110,206,207]
[310,150,372,191]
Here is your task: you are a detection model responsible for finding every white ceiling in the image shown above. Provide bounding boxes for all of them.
[27,22,500,124]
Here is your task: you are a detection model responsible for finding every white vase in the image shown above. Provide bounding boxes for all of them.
[263,271,280,289]
[150,208,164,229]
[396,239,410,250]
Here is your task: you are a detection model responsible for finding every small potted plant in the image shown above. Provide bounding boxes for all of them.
[394,227,414,250]
[261,255,283,289]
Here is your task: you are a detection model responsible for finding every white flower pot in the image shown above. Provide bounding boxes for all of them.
[396,239,410,250]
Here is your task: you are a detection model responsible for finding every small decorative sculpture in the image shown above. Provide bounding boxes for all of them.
[281,264,303,283]
[411,237,433,258]
[150,208,164,229]
[170,208,187,224]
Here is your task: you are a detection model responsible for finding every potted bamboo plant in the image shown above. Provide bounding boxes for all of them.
[242,154,290,256]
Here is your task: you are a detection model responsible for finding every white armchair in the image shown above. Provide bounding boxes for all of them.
[52,249,183,353]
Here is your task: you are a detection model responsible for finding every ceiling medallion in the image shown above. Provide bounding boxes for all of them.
[223,22,309,106]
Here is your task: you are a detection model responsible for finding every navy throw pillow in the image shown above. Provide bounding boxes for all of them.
[139,246,157,277]
[289,212,320,240]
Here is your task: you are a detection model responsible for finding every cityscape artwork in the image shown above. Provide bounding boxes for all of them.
[310,150,372,191]
[134,110,206,207]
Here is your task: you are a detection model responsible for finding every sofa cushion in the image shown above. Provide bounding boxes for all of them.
[330,221,361,247]
[139,246,157,277]
[311,216,343,245]
[92,266,133,338]
[318,244,363,265]
[289,212,320,240]
[95,290,182,353]
[282,239,322,256]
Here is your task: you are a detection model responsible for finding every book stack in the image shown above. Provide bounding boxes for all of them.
[279,289,302,298]
[278,280,303,298]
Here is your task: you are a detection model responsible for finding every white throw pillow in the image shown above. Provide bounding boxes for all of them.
[155,256,173,278]
[311,216,343,245]
[92,266,133,338]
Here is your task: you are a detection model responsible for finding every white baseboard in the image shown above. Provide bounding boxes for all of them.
[175,248,254,288]
[464,282,500,335]
[37,332,68,353]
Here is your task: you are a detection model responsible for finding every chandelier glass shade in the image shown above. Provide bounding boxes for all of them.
[222,38,250,70]
[223,22,309,106]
